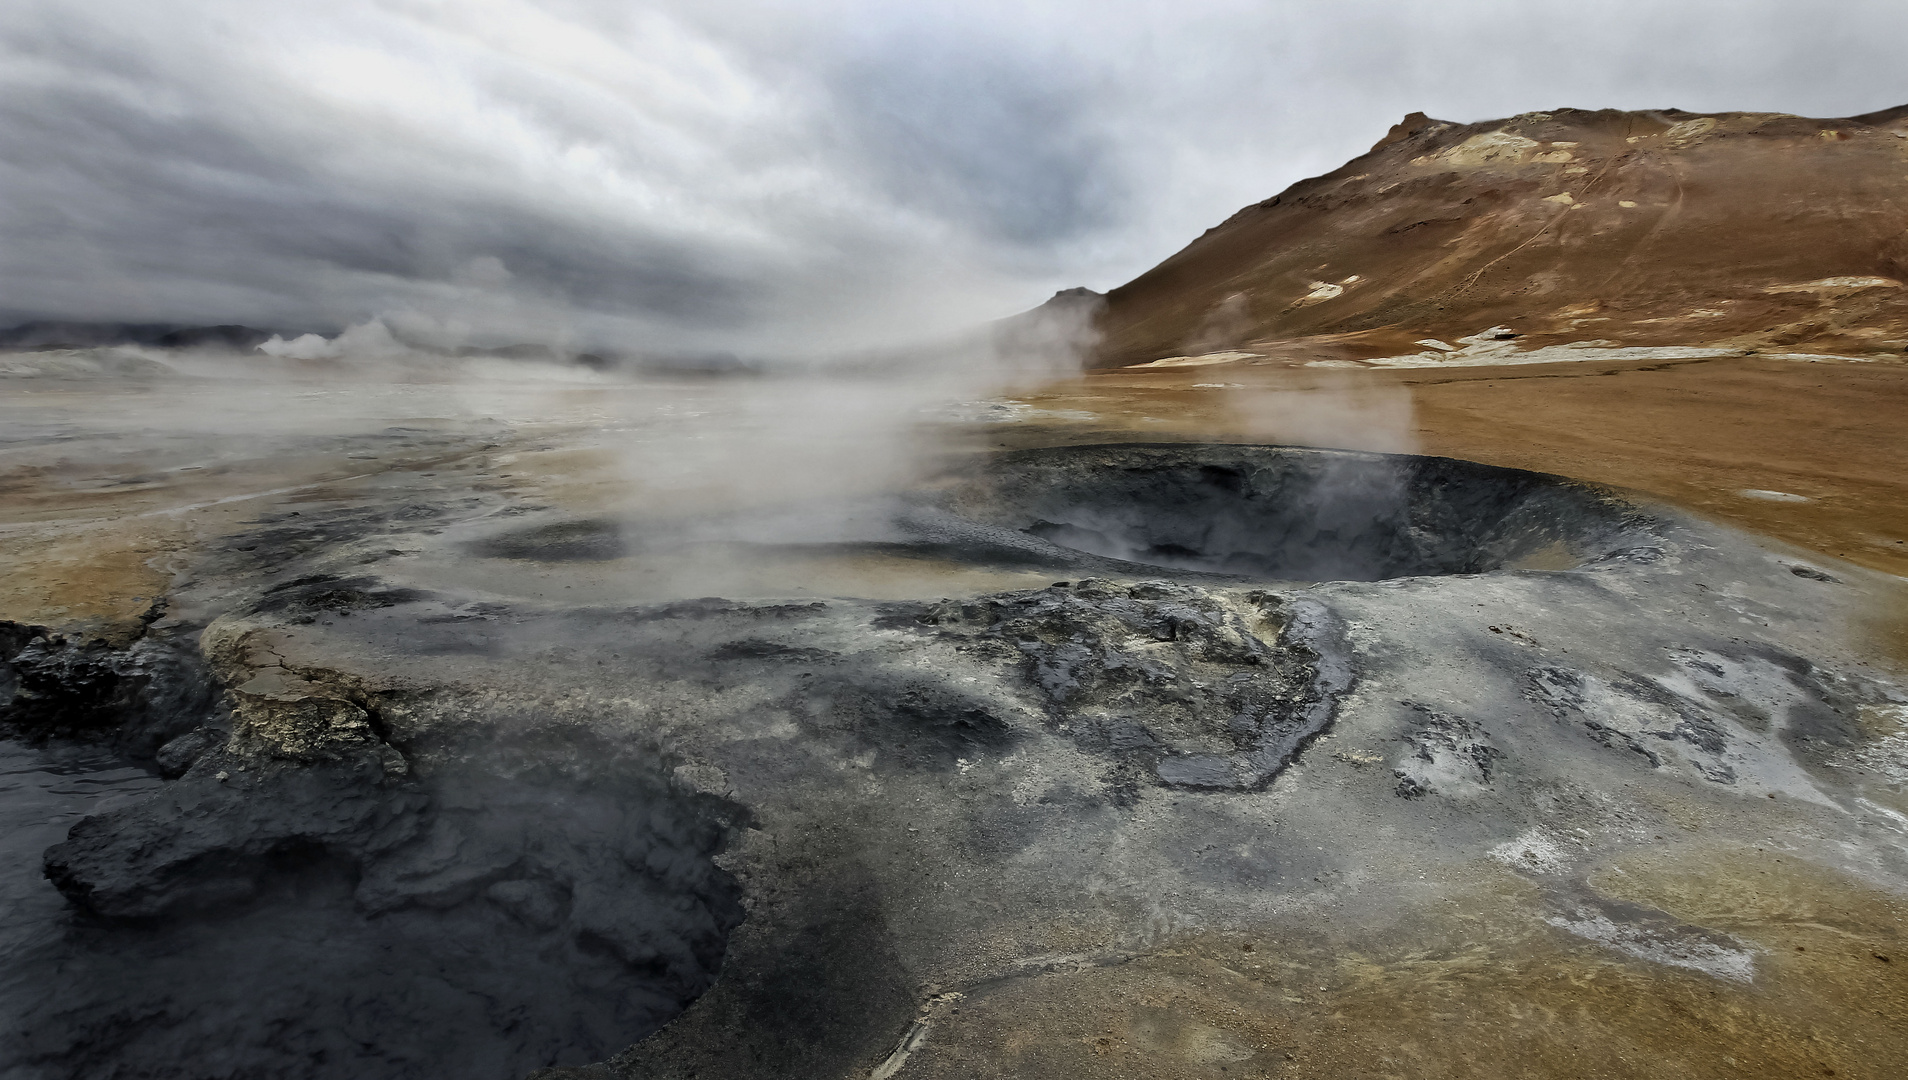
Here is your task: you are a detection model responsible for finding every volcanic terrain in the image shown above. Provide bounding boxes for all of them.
[3,105,1908,1080]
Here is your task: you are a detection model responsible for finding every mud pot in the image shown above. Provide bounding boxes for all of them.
[944,444,1647,580]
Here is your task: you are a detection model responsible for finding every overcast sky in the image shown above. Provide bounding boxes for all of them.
[2,0,1903,353]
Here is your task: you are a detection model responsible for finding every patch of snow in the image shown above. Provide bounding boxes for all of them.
[1738,489,1811,503]
[1125,351,1261,369]
[1358,329,1739,369]
[1764,276,1901,293]
[1455,327,1522,346]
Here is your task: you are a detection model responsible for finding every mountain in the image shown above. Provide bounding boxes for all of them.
[151,325,275,351]
[0,321,275,352]
[0,321,183,351]
[1074,105,1908,367]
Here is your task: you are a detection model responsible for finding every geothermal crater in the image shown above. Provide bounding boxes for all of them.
[459,444,1657,589]
[945,444,1655,581]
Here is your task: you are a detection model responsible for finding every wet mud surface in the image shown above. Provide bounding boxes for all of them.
[3,379,1907,1079]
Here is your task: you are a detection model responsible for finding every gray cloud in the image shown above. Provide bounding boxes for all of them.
[2,0,1904,353]
[829,44,1122,245]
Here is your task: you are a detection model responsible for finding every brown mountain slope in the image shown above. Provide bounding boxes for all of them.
[1077,106,1908,367]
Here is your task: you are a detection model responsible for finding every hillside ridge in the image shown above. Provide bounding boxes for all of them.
[1068,104,1908,367]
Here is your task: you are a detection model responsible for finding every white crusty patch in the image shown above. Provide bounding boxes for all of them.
[1546,909,1758,982]
[1845,705,1908,784]
[1489,828,1575,875]
[1413,130,1540,167]
[1663,117,1719,144]
[1764,276,1901,293]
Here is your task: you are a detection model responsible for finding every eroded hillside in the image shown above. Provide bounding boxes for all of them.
[1077,105,1908,367]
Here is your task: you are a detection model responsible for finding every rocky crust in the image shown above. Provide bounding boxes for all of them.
[908,581,1349,791]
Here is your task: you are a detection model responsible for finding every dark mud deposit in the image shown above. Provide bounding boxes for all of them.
[463,443,1651,584]
[947,444,1653,580]
[2,628,744,1080]
[4,443,1906,1080]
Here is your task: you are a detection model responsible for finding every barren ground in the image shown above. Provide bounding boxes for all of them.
[2,352,1906,1080]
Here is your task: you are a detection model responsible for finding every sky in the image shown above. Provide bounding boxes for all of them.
[2,0,1904,355]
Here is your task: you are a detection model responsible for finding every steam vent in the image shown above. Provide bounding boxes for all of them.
[6,102,1908,1080]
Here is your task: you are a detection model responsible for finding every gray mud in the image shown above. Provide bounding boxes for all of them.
[944,443,1654,580]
